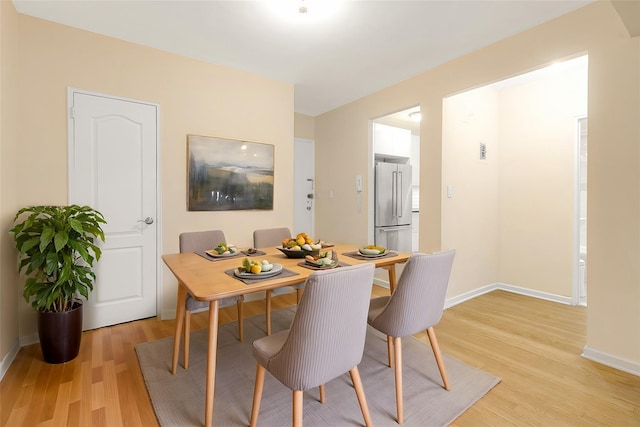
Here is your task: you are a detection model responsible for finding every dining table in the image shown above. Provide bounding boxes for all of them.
[162,243,411,427]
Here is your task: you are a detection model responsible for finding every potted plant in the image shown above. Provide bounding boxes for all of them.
[11,205,106,363]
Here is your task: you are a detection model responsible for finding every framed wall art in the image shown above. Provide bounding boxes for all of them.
[187,135,274,211]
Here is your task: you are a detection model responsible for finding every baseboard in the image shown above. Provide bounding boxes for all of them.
[445,284,498,309]
[582,345,640,377]
[373,277,390,288]
[495,282,573,305]
[0,340,21,381]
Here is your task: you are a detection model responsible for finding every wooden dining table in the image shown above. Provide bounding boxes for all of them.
[162,243,411,427]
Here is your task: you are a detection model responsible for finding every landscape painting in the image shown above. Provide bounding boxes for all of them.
[187,135,274,211]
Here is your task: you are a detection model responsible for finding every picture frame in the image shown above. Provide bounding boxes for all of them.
[187,135,274,211]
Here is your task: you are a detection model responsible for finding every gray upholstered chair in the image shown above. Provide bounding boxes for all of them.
[368,249,456,424]
[253,227,305,335]
[174,230,244,370]
[249,263,376,427]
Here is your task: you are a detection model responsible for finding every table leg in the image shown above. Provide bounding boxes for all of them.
[171,284,187,375]
[204,300,219,427]
[387,265,397,294]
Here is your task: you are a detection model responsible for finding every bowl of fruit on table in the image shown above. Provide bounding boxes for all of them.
[277,233,321,258]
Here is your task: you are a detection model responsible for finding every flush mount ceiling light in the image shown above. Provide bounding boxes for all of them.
[267,0,341,23]
[409,111,422,122]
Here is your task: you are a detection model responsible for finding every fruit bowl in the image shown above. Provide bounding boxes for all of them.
[277,247,319,258]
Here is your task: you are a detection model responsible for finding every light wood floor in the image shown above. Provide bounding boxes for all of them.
[1,288,639,426]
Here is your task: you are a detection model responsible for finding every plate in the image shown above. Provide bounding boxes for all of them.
[358,249,387,258]
[234,263,283,279]
[206,250,239,258]
[305,259,338,269]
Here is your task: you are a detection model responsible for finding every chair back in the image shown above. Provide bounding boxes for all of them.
[370,250,455,337]
[263,263,375,391]
[253,227,291,248]
[179,230,226,253]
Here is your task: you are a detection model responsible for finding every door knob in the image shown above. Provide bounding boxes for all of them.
[138,217,154,225]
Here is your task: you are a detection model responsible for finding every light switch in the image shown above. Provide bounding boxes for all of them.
[447,185,453,198]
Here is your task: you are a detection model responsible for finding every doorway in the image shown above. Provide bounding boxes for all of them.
[372,108,421,252]
[293,138,315,236]
[575,117,588,305]
[441,54,588,303]
[68,89,160,330]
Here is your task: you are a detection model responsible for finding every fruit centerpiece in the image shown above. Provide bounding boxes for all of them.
[281,232,322,252]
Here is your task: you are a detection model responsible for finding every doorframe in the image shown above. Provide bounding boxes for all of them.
[66,87,163,319]
[572,115,587,306]
[293,137,315,237]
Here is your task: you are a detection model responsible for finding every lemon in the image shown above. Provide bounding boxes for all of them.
[250,264,262,274]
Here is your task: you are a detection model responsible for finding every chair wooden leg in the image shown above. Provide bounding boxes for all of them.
[319,384,325,404]
[184,310,191,370]
[393,336,404,424]
[237,299,244,342]
[350,366,373,427]
[249,364,266,427]
[296,288,303,304]
[426,327,450,391]
[265,290,272,336]
[292,390,303,427]
[387,335,394,368]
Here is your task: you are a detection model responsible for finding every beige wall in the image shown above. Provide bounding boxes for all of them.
[0,4,294,351]
[294,113,315,140]
[442,86,500,295]
[315,1,640,365]
[498,62,588,296]
[1,1,21,365]
[442,59,588,298]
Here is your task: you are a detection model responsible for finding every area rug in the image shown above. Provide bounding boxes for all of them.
[136,308,500,426]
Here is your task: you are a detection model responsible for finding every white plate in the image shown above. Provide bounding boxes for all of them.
[358,249,387,258]
[234,263,283,279]
[206,250,239,258]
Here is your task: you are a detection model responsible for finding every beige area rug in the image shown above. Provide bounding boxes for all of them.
[136,307,500,426]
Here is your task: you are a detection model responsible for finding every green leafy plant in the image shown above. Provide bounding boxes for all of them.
[11,205,106,313]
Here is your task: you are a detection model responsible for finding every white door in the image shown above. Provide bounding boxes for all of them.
[293,138,314,236]
[68,89,159,330]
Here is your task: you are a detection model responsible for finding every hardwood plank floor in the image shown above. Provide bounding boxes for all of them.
[1,289,638,426]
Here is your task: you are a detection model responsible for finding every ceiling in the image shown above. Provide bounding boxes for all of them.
[13,0,594,117]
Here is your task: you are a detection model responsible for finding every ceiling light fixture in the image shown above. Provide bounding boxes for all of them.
[298,0,308,14]
[409,111,422,122]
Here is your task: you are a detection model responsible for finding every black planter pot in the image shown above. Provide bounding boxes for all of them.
[37,302,83,364]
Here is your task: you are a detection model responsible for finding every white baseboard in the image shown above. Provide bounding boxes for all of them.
[582,345,640,377]
[0,340,21,381]
[495,282,573,305]
[373,277,390,288]
[445,283,498,309]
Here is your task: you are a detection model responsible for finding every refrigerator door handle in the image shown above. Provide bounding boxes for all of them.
[378,225,412,231]
[391,170,397,217]
[397,171,403,218]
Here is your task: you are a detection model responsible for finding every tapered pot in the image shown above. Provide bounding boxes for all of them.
[37,302,83,364]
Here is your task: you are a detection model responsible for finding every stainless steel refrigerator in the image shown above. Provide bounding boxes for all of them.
[375,161,413,252]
